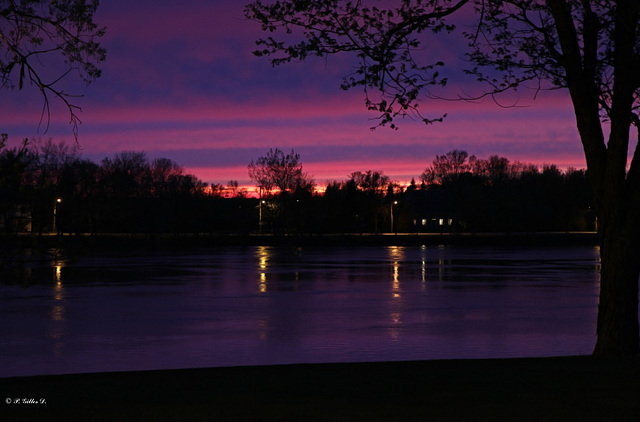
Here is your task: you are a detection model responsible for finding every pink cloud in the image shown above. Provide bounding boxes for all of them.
[3,84,585,186]
[1,0,592,189]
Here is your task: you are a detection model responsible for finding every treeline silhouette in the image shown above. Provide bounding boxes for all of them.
[1,140,594,236]
[320,151,594,234]
[0,139,253,235]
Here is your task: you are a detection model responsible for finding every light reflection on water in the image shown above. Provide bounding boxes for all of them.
[0,244,604,377]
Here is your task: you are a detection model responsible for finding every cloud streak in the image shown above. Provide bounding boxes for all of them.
[1,0,587,188]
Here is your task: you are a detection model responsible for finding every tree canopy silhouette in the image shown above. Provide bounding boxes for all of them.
[422,149,472,185]
[248,148,313,195]
[348,170,390,194]
[245,0,640,355]
[0,0,106,138]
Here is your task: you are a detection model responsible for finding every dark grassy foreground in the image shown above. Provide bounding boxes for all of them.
[2,356,639,421]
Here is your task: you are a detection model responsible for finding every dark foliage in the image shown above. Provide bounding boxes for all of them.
[0,140,592,236]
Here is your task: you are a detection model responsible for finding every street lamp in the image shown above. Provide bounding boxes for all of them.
[258,186,265,234]
[259,200,265,233]
[390,200,398,233]
[53,198,62,234]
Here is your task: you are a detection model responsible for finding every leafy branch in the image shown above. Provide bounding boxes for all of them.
[245,0,468,129]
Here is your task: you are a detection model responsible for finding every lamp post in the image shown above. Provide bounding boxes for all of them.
[390,200,398,233]
[258,186,264,234]
[259,200,266,233]
[53,198,62,234]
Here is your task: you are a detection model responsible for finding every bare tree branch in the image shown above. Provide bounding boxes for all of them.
[0,0,106,141]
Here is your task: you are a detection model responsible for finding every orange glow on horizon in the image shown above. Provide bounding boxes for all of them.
[188,153,587,196]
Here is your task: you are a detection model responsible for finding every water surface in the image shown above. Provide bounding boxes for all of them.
[0,244,601,377]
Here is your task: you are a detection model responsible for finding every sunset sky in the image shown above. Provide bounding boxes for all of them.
[1,0,587,189]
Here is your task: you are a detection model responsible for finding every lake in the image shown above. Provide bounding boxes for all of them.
[0,244,602,377]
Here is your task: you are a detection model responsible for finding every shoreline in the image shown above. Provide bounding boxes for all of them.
[2,355,638,421]
[4,231,599,250]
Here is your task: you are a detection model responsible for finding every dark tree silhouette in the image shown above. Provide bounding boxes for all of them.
[57,157,99,234]
[248,148,313,196]
[150,157,185,198]
[245,0,640,355]
[421,149,472,185]
[1,137,592,236]
[0,136,36,234]
[0,0,106,138]
[349,170,391,233]
[248,148,314,233]
[30,139,79,234]
[100,151,150,198]
[471,155,511,185]
[348,170,390,195]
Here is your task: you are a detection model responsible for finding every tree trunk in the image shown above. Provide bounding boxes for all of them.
[593,204,640,355]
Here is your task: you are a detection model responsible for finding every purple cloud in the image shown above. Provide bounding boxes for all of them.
[1,1,586,188]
